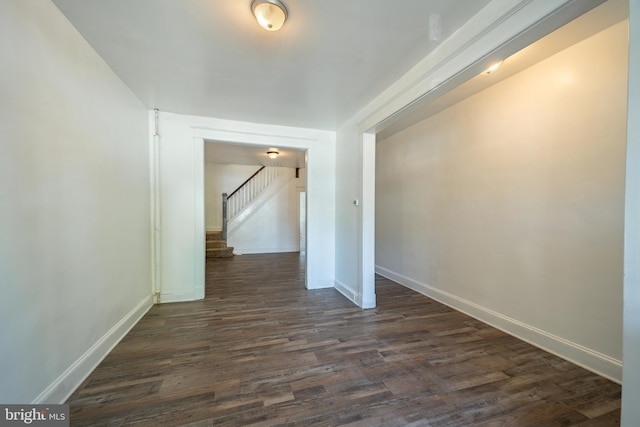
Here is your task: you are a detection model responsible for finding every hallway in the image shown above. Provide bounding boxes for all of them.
[68,253,620,425]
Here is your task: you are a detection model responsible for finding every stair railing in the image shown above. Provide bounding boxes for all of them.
[223,165,281,240]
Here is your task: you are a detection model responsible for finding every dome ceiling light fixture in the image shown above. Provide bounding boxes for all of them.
[251,0,288,32]
[267,149,280,159]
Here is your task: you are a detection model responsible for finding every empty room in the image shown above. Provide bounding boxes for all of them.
[2,0,640,425]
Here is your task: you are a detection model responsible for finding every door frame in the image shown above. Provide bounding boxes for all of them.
[192,125,335,291]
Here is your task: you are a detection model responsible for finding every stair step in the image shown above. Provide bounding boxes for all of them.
[207,240,227,249]
[206,231,223,240]
[206,247,234,258]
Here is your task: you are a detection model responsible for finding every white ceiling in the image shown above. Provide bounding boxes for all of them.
[51,0,628,166]
[52,0,491,131]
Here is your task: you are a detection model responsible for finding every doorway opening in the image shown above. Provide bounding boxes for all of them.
[370,0,628,307]
[203,140,308,295]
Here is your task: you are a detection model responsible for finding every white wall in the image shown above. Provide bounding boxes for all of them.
[334,0,606,312]
[334,123,362,302]
[0,0,152,403]
[204,163,259,231]
[334,125,377,308]
[376,21,627,381]
[622,0,640,423]
[229,172,305,254]
[155,112,335,302]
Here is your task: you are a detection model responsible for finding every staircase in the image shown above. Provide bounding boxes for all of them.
[223,166,294,240]
[209,167,295,259]
[206,231,234,258]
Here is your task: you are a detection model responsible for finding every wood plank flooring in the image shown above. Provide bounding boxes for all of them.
[68,253,621,426]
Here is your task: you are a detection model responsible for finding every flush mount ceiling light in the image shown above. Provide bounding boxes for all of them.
[266,149,280,159]
[252,0,288,32]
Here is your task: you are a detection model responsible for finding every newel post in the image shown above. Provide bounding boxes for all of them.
[222,193,228,240]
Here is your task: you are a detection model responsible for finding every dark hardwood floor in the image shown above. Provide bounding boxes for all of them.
[68,253,621,426]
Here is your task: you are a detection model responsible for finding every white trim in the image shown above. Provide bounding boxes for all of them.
[193,138,205,301]
[622,0,640,422]
[376,265,622,384]
[360,133,376,309]
[231,247,300,255]
[335,279,360,306]
[191,121,335,292]
[357,0,605,132]
[306,276,334,290]
[33,295,154,404]
[159,290,202,303]
[150,114,162,303]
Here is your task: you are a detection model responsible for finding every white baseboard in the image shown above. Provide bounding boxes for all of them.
[334,279,359,305]
[361,292,376,310]
[33,295,154,404]
[206,227,222,232]
[232,247,299,255]
[159,289,202,303]
[306,276,334,290]
[375,265,622,384]
[334,280,376,309]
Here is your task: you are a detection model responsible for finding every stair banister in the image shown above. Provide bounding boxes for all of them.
[228,166,265,199]
[222,193,228,240]
[221,165,292,240]
[222,166,265,240]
